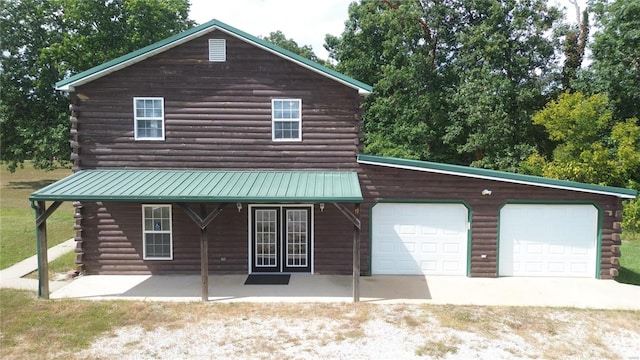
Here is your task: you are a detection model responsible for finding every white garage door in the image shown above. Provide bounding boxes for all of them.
[499,204,598,278]
[372,203,469,275]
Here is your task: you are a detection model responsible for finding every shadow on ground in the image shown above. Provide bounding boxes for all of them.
[7,180,60,190]
[615,267,640,286]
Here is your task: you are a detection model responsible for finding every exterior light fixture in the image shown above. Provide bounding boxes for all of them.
[236,202,242,212]
[319,203,325,212]
[481,189,492,196]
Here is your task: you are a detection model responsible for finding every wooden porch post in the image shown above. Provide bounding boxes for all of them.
[35,201,49,298]
[177,203,226,302]
[353,203,361,303]
[32,200,62,299]
[200,204,209,302]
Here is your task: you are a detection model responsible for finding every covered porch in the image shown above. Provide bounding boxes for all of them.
[29,170,363,302]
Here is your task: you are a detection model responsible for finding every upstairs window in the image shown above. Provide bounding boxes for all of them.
[142,205,173,260]
[209,39,226,62]
[134,97,164,140]
[272,99,302,141]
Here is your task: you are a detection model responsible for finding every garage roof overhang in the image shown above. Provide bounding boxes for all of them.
[29,170,363,203]
[358,154,638,199]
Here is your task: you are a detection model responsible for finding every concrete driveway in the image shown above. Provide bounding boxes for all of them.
[48,273,640,310]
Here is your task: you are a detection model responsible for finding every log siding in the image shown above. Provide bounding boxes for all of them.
[358,165,622,278]
[71,31,362,171]
[67,28,624,279]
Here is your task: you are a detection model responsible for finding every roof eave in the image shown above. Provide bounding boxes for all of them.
[358,155,638,199]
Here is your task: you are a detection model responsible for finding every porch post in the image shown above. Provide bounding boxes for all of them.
[200,204,209,302]
[33,201,49,298]
[353,203,361,303]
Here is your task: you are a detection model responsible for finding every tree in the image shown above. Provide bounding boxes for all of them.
[326,0,563,169]
[561,1,589,90]
[522,91,640,187]
[587,0,640,120]
[0,0,194,171]
[261,31,327,66]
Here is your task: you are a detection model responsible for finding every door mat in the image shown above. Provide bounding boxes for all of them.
[244,274,291,285]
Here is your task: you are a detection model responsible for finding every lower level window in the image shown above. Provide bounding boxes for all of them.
[142,205,172,260]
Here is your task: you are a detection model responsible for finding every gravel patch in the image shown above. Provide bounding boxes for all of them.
[78,304,640,360]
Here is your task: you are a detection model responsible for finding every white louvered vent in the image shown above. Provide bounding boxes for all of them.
[208,39,226,62]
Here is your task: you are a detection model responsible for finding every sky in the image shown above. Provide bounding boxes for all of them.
[189,0,588,62]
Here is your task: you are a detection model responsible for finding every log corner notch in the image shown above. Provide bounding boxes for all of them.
[31,200,63,299]
[333,203,361,303]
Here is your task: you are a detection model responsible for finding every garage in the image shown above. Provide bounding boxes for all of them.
[371,203,469,275]
[499,204,599,278]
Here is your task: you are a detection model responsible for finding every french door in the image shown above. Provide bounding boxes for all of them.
[251,206,311,273]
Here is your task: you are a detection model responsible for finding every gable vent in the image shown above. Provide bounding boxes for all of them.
[208,39,226,62]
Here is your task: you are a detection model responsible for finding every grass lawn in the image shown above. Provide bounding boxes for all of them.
[617,230,640,285]
[0,163,74,270]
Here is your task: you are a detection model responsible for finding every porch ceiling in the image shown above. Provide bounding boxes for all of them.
[29,170,363,203]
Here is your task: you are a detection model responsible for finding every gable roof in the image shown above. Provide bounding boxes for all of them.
[358,154,638,199]
[55,19,373,95]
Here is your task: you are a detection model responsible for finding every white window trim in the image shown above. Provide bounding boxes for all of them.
[271,99,302,141]
[134,97,165,141]
[142,204,173,260]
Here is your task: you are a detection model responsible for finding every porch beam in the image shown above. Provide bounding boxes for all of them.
[199,204,209,302]
[31,201,52,298]
[333,203,361,229]
[35,200,62,227]
[176,203,227,302]
[176,202,226,230]
[352,204,361,302]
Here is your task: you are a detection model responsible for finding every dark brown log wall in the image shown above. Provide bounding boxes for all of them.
[71,30,362,171]
[78,202,354,275]
[358,164,623,279]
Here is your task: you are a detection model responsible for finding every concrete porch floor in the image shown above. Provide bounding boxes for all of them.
[49,274,640,310]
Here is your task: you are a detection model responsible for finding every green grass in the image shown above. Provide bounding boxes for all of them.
[617,230,640,285]
[0,163,75,269]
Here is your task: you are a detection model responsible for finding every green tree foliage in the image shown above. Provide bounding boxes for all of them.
[261,31,327,66]
[523,91,640,229]
[587,0,640,121]
[0,0,194,171]
[327,0,563,169]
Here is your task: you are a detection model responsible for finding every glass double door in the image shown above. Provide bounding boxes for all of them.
[252,206,311,273]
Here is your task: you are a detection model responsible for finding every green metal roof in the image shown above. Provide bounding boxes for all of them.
[55,19,372,95]
[30,170,363,203]
[358,154,637,199]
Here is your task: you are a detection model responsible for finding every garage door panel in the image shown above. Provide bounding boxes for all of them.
[499,204,598,278]
[372,203,469,275]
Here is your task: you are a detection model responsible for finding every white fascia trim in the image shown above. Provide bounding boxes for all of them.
[358,159,637,199]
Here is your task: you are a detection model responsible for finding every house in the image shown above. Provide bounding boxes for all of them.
[31,19,637,301]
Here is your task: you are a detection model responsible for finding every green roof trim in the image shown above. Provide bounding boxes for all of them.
[358,154,637,199]
[30,170,363,203]
[55,19,372,94]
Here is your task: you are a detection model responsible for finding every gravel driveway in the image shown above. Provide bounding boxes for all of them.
[76,303,640,360]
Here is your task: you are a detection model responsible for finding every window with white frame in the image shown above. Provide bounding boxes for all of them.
[272,99,301,141]
[134,97,165,140]
[142,205,172,260]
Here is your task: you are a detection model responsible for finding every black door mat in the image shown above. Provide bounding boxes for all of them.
[244,274,291,285]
